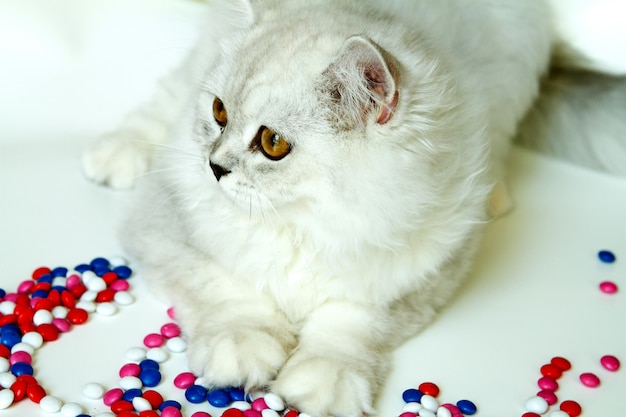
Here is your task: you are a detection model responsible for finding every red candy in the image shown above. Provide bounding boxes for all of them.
[139,411,160,417]
[61,291,76,308]
[560,400,582,417]
[537,390,557,405]
[522,413,541,417]
[10,379,28,401]
[550,357,571,371]
[96,289,116,303]
[0,345,10,358]
[142,389,164,408]
[26,383,47,403]
[222,408,245,417]
[32,267,52,279]
[118,412,139,417]
[67,308,89,325]
[540,364,563,379]
[37,323,60,341]
[111,399,134,413]
[418,382,440,397]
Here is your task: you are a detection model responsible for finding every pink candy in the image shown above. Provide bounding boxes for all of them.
[17,280,34,294]
[537,376,559,391]
[579,372,600,388]
[110,279,130,292]
[52,318,71,333]
[119,363,141,377]
[174,372,196,389]
[537,390,558,405]
[600,355,621,372]
[161,323,181,338]
[103,388,123,406]
[251,398,268,412]
[9,351,32,365]
[599,281,618,294]
[162,406,183,417]
[143,333,165,348]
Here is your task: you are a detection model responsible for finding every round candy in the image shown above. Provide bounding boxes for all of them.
[160,323,181,338]
[251,398,268,412]
[114,291,135,305]
[140,359,160,370]
[537,376,559,391]
[244,409,263,417]
[0,389,15,410]
[221,409,244,417]
[403,402,422,413]
[0,372,17,388]
[126,346,147,362]
[174,372,196,389]
[133,396,153,412]
[600,355,620,371]
[111,399,134,413]
[416,409,435,417]
[525,396,549,414]
[263,393,285,411]
[60,402,84,417]
[67,308,89,325]
[229,388,246,402]
[579,372,600,387]
[191,413,212,417]
[10,362,34,376]
[548,411,569,417]
[83,382,105,399]
[144,333,165,348]
[40,395,63,413]
[119,363,141,378]
[159,400,182,411]
[418,382,440,397]
[185,385,208,403]
[231,401,252,411]
[456,399,477,415]
[261,410,280,417]
[559,400,582,417]
[208,389,232,407]
[21,332,43,349]
[598,250,616,263]
[420,395,439,412]
[103,388,124,405]
[537,390,557,405]
[166,337,187,353]
[139,368,162,387]
[551,356,571,371]
[540,364,562,379]
[599,281,618,294]
[146,347,168,363]
[0,358,9,373]
[162,406,183,417]
[120,376,143,390]
[143,390,164,408]
[123,388,143,402]
[96,302,118,316]
[402,388,423,403]
[27,383,47,403]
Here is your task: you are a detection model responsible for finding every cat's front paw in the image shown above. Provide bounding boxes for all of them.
[187,326,295,389]
[82,132,151,189]
[273,352,375,417]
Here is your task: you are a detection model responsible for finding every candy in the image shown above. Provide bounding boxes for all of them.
[579,372,600,387]
[39,395,63,412]
[402,388,423,403]
[133,396,153,412]
[120,363,141,377]
[418,382,440,397]
[185,385,208,403]
[540,364,563,379]
[166,337,187,353]
[146,347,169,363]
[559,400,582,417]
[0,372,16,388]
[420,394,439,411]
[120,376,143,390]
[537,390,557,405]
[263,392,285,411]
[537,376,559,391]
[103,388,124,405]
[161,405,183,417]
[525,396,549,414]
[456,399,477,415]
[598,250,616,263]
[144,333,165,348]
[96,302,118,316]
[83,382,106,399]
[0,388,15,410]
[174,372,196,389]
[600,355,620,371]
[208,388,232,407]
[139,368,162,387]
[548,411,569,417]
[435,407,451,417]
[599,281,618,294]
[60,401,84,416]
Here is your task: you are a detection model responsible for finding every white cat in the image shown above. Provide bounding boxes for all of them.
[81,1,623,416]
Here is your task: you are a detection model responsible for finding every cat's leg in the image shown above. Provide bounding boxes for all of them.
[166,266,298,389]
[272,301,389,417]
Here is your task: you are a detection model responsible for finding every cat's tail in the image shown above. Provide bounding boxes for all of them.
[515,68,626,177]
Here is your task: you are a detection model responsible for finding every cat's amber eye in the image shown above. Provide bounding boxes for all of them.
[213,97,228,127]
[260,127,291,160]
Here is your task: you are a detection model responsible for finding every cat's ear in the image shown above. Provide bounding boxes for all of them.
[325,36,399,126]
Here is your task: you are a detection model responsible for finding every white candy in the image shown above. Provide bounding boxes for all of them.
[82,382,105,399]
[33,309,54,325]
[418,410,436,417]
[263,392,285,411]
[146,347,168,363]
[81,270,98,285]
[0,301,16,315]
[60,402,84,417]
[548,411,570,417]
[0,372,17,388]
[120,376,143,390]
[21,332,44,349]
[126,346,147,362]
[0,358,9,373]
[436,406,453,417]
[231,401,252,411]
[76,300,96,313]
[166,336,187,353]
[262,409,281,417]
[525,396,549,414]
[39,395,63,413]
[52,277,67,287]
[52,305,69,319]
[87,277,107,292]
[403,402,423,413]
[11,342,35,355]
[132,396,152,412]
[81,290,98,302]
[96,302,118,316]
[0,389,15,410]
[420,394,439,412]
[114,291,134,306]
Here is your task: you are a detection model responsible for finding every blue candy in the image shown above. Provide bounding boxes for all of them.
[31,289,49,299]
[123,388,143,402]
[113,265,133,279]
[140,359,160,370]
[208,389,231,407]
[11,362,34,376]
[0,330,21,349]
[0,289,5,298]
[140,368,162,387]
[159,400,182,411]
[74,264,92,273]
[457,399,477,415]
[598,250,616,263]
[90,257,110,269]
[185,385,208,404]
[229,387,246,402]
[36,274,53,284]
[401,388,423,403]
[51,266,69,277]
[1,324,20,335]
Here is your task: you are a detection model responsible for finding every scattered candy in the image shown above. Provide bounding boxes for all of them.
[579,372,600,388]
[559,400,582,417]
[597,250,616,263]
[600,355,621,372]
[525,396,549,414]
[599,281,618,294]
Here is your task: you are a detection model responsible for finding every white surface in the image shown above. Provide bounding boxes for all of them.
[1,1,625,416]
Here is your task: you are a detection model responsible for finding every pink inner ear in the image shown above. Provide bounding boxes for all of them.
[376,91,399,124]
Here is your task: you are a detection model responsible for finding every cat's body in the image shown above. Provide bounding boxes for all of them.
[82,1,622,416]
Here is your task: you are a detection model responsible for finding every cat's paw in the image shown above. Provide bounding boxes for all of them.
[187,326,295,389]
[273,353,375,417]
[82,132,151,189]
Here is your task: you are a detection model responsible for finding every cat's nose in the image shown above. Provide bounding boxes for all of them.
[209,161,231,181]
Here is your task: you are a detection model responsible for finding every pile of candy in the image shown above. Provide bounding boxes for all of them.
[399,382,476,417]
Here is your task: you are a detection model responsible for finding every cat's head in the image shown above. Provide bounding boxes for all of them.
[188,0,491,250]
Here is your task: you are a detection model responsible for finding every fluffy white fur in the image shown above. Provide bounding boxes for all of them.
[83,1,568,415]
